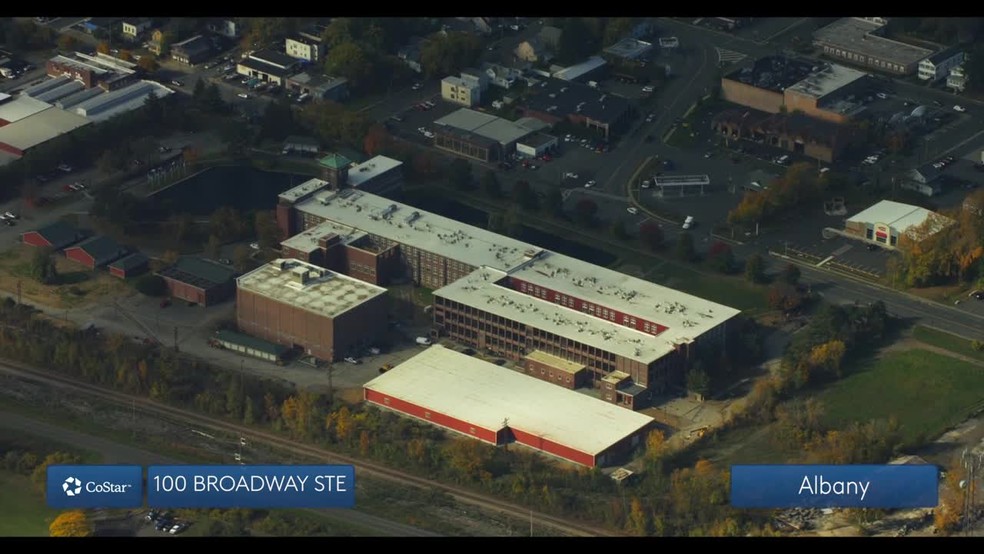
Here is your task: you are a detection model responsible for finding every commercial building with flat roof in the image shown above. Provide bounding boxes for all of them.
[813,18,932,76]
[286,72,348,102]
[0,107,92,158]
[844,200,954,249]
[603,38,654,61]
[236,258,388,361]
[432,108,534,162]
[157,256,236,306]
[552,56,608,82]
[363,345,655,467]
[712,107,857,163]
[722,56,869,124]
[275,187,739,407]
[0,94,51,125]
[71,80,174,122]
[520,78,633,139]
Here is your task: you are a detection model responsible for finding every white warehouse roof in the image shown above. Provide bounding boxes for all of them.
[364,345,655,457]
[0,107,91,153]
[0,95,52,124]
[847,200,953,236]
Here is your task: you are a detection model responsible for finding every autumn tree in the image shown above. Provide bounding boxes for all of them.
[57,34,77,51]
[254,211,281,249]
[894,204,983,287]
[363,123,392,156]
[705,241,735,273]
[30,248,58,284]
[204,234,223,260]
[644,429,666,461]
[686,367,710,398]
[328,406,354,442]
[779,262,800,285]
[627,497,651,536]
[49,510,92,537]
[934,466,965,534]
[767,282,803,312]
[445,438,492,482]
[160,249,180,266]
[280,391,324,440]
[232,245,252,273]
[118,49,133,61]
[638,221,664,251]
[745,253,766,283]
[32,452,81,489]
[137,55,159,73]
[807,339,847,379]
[96,41,110,54]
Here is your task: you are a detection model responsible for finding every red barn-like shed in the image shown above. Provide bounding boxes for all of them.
[21,221,86,250]
[108,252,149,279]
[363,345,655,468]
[63,236,128,269]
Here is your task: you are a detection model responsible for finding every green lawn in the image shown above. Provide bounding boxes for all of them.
[817,349,984,446]
[912,325,984,363]
[646,261,769,313]
[0,471,57,537]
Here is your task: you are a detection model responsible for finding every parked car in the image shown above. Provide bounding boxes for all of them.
[4,211,18,219]
[343,356,361,364]
[249,242,259,250]
[57,163,72,173]
[682,215,694,230]
[411,82,422,90]
[585,180,596,188]
[954,105,967,113]
[415,337,432,346]
[171,80,183,87]
[238,93,250,99]
[368,346,382,355]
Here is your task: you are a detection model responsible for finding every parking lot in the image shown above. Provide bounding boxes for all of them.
[781,235,895,278]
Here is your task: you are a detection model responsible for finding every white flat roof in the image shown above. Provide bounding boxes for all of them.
[847,200,952,235]
[0,95,51,123]
[237,258,386,319]
[435,267,678,364]
[364,345,654,457]
[509,251,739,345]
[786,63,868,99]
[0,107,91,151]
[347,155,403,189]
[74,80,174,122]
[279,177,331,203]
[295,191,540,271]
[280,219,366,253]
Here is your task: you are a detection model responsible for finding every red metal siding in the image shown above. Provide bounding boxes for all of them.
[21,232,51,248]
[110,267,124,279]
[0,142,23,156]
[363,389,499,444]
[508,277,668,335]
[64,247,95,269]
[510,427,595,467]
[163,278,206,305]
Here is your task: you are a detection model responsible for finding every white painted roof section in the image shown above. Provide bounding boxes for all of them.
[279,177,331,203]
[509,251,739,342]
[847,200,952,233]
[295,191,540,271]
[347,155,403,189]
[0,107,91,150]
[280,219,366,253]
[365,345,655,456]
[236,258,386,319]
[786,63,868,99]
[433,267,678,363]
[0,95,52,123]
[73,80,174,122]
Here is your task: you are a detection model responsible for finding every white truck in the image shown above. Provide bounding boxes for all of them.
[0,67,15,79]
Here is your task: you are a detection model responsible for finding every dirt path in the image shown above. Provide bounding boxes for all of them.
[882,336,984,369]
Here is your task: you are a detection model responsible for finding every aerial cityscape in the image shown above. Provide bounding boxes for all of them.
[0,15,982,538]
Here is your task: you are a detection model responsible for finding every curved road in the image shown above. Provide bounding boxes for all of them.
[0,360,618,537]
[0,410,437,537]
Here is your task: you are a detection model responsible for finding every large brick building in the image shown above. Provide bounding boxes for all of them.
[236,258,388,361]
[45,52,139,91]
[712,107,857,163]
[721,56,871,125]
[275,182,740,408]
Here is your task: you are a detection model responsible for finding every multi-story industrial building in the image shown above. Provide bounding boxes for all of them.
[275,183,740,408]
[813,18,931,76]
[236,258,388,361]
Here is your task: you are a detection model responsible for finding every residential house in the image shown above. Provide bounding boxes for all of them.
[206,18,241,39]
[398,37,426,74]
[947,65,967,92]
[170,35,214,66]
[918,47,965,82]
[481,63,523,89]
[147,29,166,56]
[121,18,151,40]
[285,27,325,63]
[80,18,120,36]
[902,164,943,196]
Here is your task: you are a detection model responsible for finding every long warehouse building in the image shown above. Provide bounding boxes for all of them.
[276,179,739,408]
[364,345,655,467]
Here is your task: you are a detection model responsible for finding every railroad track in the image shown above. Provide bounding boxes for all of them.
[0,358,619,537]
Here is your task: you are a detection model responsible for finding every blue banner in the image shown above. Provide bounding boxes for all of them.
[147,465,355,508]
[731,464,939,508]
[47,465,143,509]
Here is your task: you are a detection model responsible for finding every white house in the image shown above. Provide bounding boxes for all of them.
[918,47,965,82]
[481,63,523,89]
[441,76,481,107]
[947,65,967,92]
[121,18,151,40]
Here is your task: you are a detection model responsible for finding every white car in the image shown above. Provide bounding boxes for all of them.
[875,92,888,100]
[564,172,578,180]
[682,215,694,230]
[627,207,639,215]
[238,93,250,99]
[415,336,432,346]
[4,211,17,219]
[411,83,422,90]
[423,131,434,139]
[954,105,967,113]
[584,180,596,188]
[642,180,651,189]
[249,242,259,250]
[343,356,361,364]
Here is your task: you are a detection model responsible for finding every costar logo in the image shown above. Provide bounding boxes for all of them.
[63,476,83,497]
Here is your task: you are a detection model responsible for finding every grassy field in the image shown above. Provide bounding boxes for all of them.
[0,471,57,537]
[817,349,984,446]
[912,325,984,363]
[0,245,132,309]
